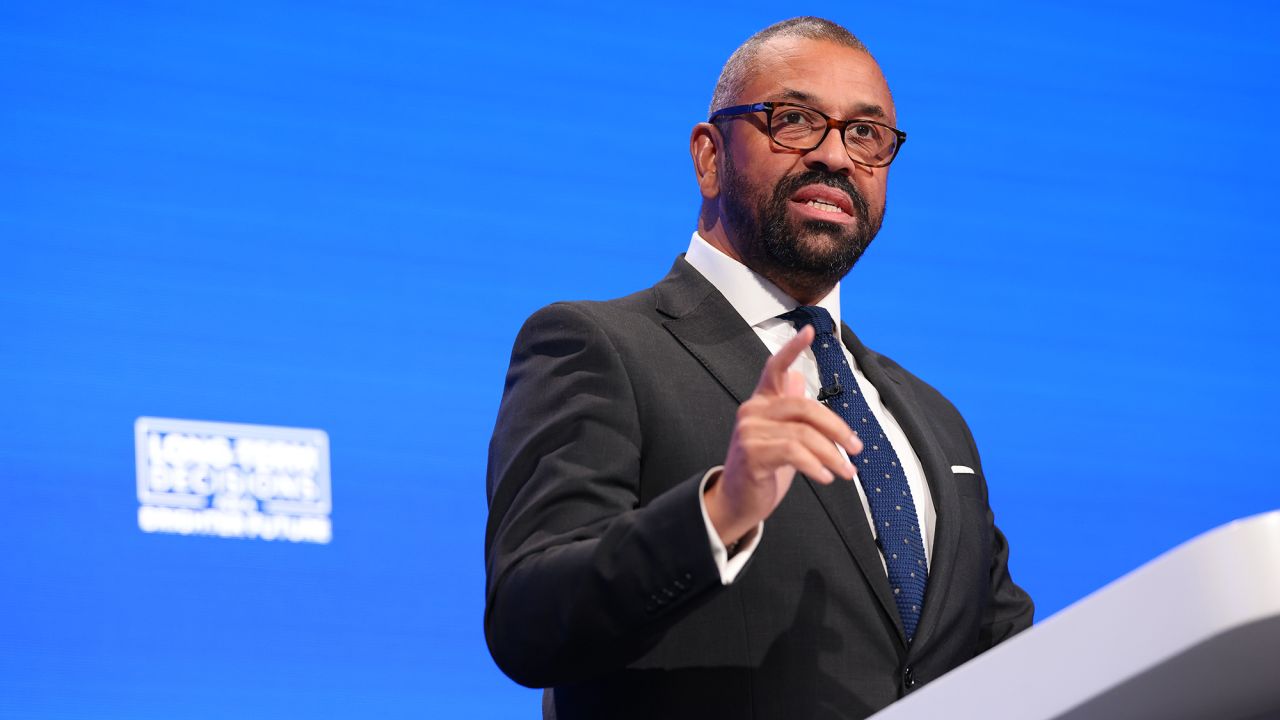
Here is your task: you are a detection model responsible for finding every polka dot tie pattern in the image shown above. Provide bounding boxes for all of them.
[781,306,929,643]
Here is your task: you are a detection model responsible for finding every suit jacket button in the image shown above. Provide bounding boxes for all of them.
[903,666,916,689]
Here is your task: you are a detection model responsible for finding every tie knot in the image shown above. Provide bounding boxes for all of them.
[780,306,836,335]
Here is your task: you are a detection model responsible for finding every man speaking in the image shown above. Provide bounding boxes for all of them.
[485,16,1034,719]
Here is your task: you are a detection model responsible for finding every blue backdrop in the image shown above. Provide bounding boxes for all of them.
[2,1,1278,717]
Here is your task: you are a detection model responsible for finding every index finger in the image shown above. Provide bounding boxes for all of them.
[756,324,814,396]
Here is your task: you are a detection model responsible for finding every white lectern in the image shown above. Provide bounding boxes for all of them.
[870,511,1280,720]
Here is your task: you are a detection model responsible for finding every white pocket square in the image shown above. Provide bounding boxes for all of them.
[950,465,975,474]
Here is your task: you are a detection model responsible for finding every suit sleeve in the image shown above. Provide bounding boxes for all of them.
[484,302,725,688]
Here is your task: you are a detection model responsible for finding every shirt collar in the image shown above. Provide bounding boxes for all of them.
[684,231,843,332]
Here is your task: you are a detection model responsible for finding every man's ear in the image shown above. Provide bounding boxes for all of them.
[690,122,723,201]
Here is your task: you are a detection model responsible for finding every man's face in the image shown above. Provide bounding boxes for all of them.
[717,38,896,296]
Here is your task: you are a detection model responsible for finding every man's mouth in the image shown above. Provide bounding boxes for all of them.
[802,199,846,215]
[788,184,857,222]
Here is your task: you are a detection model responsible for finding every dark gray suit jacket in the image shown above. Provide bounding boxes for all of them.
[485,256,1034,719]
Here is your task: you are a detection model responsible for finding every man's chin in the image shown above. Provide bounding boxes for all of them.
[762,221,870,279]
[796,222,865,259]
[798,213,849,230]
[797,218,852,239]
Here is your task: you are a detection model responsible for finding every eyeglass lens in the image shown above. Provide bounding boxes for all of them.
[769,106,897,166]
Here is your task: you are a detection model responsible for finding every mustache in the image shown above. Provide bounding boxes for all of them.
[773,170,870,219]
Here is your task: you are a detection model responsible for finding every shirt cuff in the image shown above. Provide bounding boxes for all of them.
[698,466,763,585]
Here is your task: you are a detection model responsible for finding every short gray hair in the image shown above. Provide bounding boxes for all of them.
[708,17,869,117]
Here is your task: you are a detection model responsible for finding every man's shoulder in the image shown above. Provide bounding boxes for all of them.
[518,256,713,339]
[543,284,660,318]
[520,286,661,339]
[510,296,667,368]
[845,328,967,423]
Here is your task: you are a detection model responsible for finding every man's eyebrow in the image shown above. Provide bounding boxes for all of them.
[849,103,888,119]
[775,87,818,105]
[772,88,888,120]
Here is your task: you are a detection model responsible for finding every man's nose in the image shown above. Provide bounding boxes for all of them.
[803,126,857,175]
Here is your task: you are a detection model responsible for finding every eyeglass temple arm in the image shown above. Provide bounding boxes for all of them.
[707,102,770,122]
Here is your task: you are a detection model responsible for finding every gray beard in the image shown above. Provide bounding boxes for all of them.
[721,158,884,301]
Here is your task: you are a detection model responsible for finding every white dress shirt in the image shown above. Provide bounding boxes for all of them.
[687,231,936,584]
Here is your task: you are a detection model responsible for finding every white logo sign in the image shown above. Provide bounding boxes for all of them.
[135,417,332,544]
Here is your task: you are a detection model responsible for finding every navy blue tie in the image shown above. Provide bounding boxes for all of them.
[781,306,929,642]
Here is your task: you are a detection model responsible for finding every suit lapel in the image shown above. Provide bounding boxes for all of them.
[804,456,907,644]
[656,257,770,405]
[654,257,908,644]
[841,322,962,654]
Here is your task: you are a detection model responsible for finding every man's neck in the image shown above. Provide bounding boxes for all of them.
[697,223,835,306]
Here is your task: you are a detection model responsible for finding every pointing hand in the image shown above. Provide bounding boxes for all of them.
[704,325,863,546]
